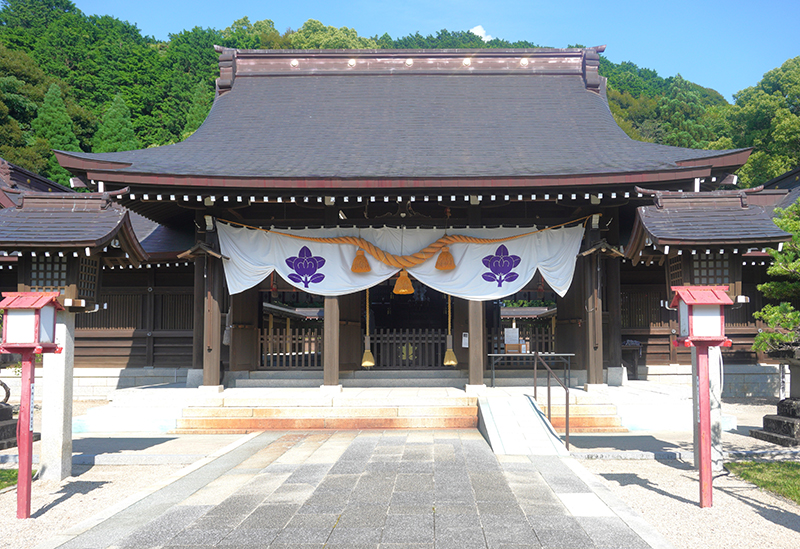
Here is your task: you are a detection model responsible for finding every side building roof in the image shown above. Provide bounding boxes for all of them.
[54,48,749,192]
[625,187,791,261]
[0,192,148,266]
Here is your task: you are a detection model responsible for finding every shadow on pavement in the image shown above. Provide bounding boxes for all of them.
[32,479,108,518]
[598,469,697,506]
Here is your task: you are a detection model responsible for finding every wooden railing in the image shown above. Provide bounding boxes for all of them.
[260,328,323,369]
[370,328,447,369]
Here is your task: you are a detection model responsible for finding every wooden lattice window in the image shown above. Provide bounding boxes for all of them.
[692,252,731,285]
[30,256,67,294]
[77,257,99,301]
[668,255,683,289]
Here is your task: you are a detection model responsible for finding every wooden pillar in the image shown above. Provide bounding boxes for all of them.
[585,249,604,385]
[324,296,340,386]
[606,256,622,371]
[144,266,155,366]
[229,286,260,371]
[193,255,205,369]
[203,254,222,386]
[468,300,485,386]
[286,317,291,353]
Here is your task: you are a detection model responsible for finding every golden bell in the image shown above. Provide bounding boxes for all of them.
[351,249,371,273]
[361,349,375,368]
[435,246,456,270]
[393,269,414,295]
[443,334,457,366]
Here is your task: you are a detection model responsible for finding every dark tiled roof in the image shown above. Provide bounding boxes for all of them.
[634,198,790,246]
[0,157,73,195]
[130,212,194,255]
[0,194,128,248]
[57,68,745,181]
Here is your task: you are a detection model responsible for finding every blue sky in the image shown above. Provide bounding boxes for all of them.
[73,0,799,102]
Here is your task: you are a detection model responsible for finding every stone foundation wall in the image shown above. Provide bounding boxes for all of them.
[637,362,787,398]
[0,367,190,401]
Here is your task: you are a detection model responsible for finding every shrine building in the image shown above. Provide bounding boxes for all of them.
[0,46,793,399]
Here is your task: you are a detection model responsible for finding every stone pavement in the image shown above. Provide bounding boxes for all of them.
[36,429,673,549]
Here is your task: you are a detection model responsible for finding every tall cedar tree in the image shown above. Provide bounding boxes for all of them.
[181,80,212,139]
[93,93,138,152]
[31,82,79,185]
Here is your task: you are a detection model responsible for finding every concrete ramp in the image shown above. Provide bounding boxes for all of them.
[478,394,569,456]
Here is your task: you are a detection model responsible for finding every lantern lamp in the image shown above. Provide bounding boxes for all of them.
[0,292,64,354]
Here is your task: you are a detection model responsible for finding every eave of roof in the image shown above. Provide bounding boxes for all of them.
[624,188,792,259]
[0,192,148,265]
[54,48,750,189]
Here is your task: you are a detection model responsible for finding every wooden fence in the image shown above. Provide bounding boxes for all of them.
[260,328,323,369]
[370,328,447,369]
[74,289,193,368]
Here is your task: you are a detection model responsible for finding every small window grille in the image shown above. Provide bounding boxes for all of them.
[668,255,683,288]
[692,253,730,285]
[31,256,67,293]
[78,257,99,301]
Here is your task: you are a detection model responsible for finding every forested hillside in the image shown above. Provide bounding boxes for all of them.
[0,0,797,187]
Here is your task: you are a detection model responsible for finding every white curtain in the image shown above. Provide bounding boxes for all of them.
[217,223,584,301]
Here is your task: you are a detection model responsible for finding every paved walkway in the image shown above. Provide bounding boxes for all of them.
[36,429,673,549]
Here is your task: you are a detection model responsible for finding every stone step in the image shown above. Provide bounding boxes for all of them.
[214,395,477,408]
[751,428,800,447]
[540,404,619,417]
[182,405,478,419]
[175,415,478,431]
[548,415,624,429]
[763,415,800,439]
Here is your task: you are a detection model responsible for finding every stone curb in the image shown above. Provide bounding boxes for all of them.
[572,448,800,460]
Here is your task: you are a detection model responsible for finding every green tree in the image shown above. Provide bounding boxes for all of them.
[181,79,213,139]
[655,75,714,149]
[726,57,800,186]
[753,200,800,354]
[139,26,222,146]
[290,19,377,49]
[221,16,292,49]
[0,0,79,51]
[93,93,137,152]
[31,82,79,184]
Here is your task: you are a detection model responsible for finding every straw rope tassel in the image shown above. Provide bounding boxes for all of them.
[361,287,375,368]
[443,294,457,366]
[351,249,371,273]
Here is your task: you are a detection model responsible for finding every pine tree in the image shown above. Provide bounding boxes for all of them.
[31,82,79,185]
[93,93,138,152]
[181,80,213,139]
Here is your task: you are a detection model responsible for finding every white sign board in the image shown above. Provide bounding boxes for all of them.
[504,328,519,345]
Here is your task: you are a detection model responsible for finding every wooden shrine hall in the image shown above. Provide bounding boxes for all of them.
[2,47,792,392]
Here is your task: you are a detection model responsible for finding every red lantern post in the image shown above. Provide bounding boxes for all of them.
[0,292,63,519]
[671,286,732,508]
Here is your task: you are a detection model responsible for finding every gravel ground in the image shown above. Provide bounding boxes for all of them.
[582,459,800,549]
[580,397,800,549]
[0,396,798,549]
[0,464,184,549]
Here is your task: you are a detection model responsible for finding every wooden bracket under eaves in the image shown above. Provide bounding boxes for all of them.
[177,241,230,261]
[578,239,625,258]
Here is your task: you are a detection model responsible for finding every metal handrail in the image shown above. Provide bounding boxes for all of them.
[533,350,570,450]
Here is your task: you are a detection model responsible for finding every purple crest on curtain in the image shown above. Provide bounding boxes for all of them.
[286,246,326,288]
[482,245,521,287]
